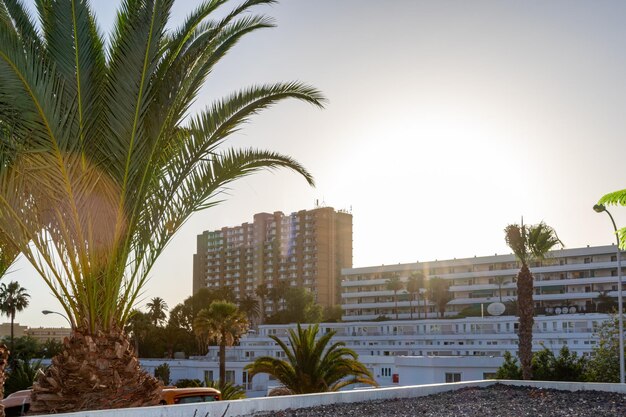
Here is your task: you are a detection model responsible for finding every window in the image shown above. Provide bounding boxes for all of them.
[445,373,461,383]
[204,370,214,382]
[381,367,392,377]
[225,370,235,384]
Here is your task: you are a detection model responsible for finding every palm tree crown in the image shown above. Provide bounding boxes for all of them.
[0,281,29,355]
[0,0,323,335]
[146,297,168,327]
[245,323,377,394]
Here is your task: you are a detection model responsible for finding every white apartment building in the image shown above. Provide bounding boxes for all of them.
[144,313,610,396]
[342,245,621,321]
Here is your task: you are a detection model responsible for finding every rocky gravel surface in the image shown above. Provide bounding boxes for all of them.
[247,385,626,417]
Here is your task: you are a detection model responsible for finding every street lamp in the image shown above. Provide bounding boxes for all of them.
[593,203,625,384]
[42,310,72,327]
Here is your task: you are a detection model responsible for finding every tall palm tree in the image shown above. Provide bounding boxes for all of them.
[505,221,562,380]
[255,283,269,323]
[0,281,29,358]
[194,301,248,383]
[495,276,506,303]
[427,277,451,318]
[146,297,168,327]
[406,272,425,320]
[238,294,260,324]
[245,324,377,394]
[0,0,322,412]
[386,274,404,320]
[0,237,18,411]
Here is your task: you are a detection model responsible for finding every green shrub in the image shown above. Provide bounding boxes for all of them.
[154,363,171,385]
[175,378,201,388]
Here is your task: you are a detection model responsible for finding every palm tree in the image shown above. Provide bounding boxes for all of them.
[0,0,322,412]
[495,276,506,303]
[255,283,269,323]
[0,281,30,358]
[238,294,260,324]
[427,277,451,318]
[505,221,562,380]
[245,324,377,394]
[386,274,404,320]
[0,237,18,409]
[194,301,248,383]
[406,272,425,320]
[146,297,168,327]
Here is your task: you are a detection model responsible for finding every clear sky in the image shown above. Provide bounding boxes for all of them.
[13,0,626,327]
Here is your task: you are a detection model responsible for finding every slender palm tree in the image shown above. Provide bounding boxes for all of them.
[146,297,168,327]
[0,237,18,411]
[495,276,506,303]
[194,301,248,383]
[238,294,260,324]
[0,281,29,358]
[406,272,425,320]
[386,274,404,320]
[505,221,562,380]
[427,277,451,318]
[245,324,377,394]
[0,0,322,412]
[255,283,269,323]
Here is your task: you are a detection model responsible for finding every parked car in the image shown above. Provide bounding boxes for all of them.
[2,386,221,415]
[160,387,222,404]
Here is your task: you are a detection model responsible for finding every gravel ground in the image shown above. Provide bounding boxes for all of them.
[247,384,626,417]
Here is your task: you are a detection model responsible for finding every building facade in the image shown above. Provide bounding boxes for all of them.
[341,245,621,321]
[26,327,71,343]
[193,206,353,312]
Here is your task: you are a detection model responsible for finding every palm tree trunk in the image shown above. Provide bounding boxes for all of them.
[394,291,399,320]
[30,328,162,413]
[409,294,413,320]
[219,340,226,383]
[9,311,14,364]
[517,264,534,380]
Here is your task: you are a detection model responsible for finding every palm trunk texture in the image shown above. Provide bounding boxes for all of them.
[0,344,9,417]
[30,329,162,413]
[517,264,534,380]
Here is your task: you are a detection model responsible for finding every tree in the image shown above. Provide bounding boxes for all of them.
[245,324,377,394]
[194,301,249,383]
[4,359,45,397]
[255,283,269,324]
[146,297,169,327]
[495,276,506,303]
[0,282,29,359]
[427,277,451,318]
[124,310,152,357]
[386,274,404,320]
[584,316,625,382]
[504,221,561,380]
[0,0,322,412]
[154,363,171,385]
[406,272,425,320]
[238,294,260,324]
[495,351,522,380]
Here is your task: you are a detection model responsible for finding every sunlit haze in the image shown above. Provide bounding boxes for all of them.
[15,0,626,327]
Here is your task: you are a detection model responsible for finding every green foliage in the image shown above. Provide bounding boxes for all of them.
[597,193,626,247]
[323,306,343,323]
[3,336,39,362]
[245,324,377,394]
[154,363,171,385]
[39,339,64,359]
[204,379,246,400]
[495,347,586,382]
[495,351,522,380]
[266,288,323,324]
[146,297,168,327]
[504,222,563,265]
[0,0,323,335]
[175,379,202,388]
[5,359,44,396]
[584,316,624,383]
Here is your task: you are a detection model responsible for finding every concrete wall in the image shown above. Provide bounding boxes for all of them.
[35,380,626,417]
[396,355,503,385]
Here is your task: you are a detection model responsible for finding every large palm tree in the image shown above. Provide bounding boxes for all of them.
[427,277,451,318]
[0,281,29,358]
[194,300,248,383]
[0,0,322,412]
[406,272,424,320]
[505,221,562,380]
[386,274,404,320]
[245,324,377,394]
[0,238,18,413]
[146,297,168,327]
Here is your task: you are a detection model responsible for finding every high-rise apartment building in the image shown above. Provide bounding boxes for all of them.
[193,207,352,313]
